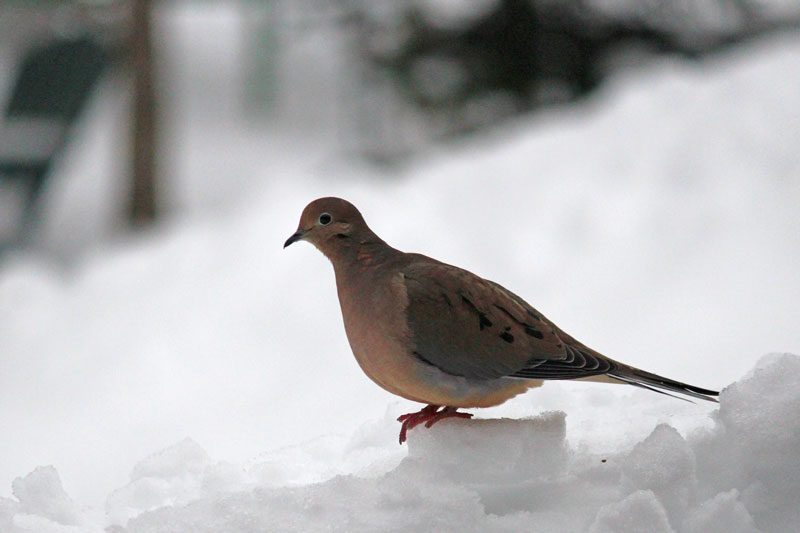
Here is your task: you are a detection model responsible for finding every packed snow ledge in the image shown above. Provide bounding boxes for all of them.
[3,353,798,532]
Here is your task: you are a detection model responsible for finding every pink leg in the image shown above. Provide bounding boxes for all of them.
[397,404,439,444]
[397,405,473,444]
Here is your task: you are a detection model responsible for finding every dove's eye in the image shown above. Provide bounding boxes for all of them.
[318,213,332,225]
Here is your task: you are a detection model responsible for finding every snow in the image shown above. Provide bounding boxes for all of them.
[104,438,213,525]
[682,490,759,533]
[11,467,79,527]
[589,490,673,533]
[0,12,799,533]
[621,424,696,520]
[5,354,798,532]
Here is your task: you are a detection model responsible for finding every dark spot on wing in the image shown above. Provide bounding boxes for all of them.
[493,304,517,322]
[524,326,544,339]
[461,295,493,330]
[460,295,477,311]
[441,293,453,307]
[499,332,514,343]
[336,233,349,239]
[494,304,547,340]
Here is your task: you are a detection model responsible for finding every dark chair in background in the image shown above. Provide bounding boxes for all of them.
[0,36,108,251]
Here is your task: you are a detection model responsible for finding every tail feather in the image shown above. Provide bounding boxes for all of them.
[608,365,719,403]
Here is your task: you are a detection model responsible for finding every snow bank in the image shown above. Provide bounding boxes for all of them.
[12,466,79,526]
[7,354,796,532]
[6,466,97,533]
[104,438,213,525]
[121,354,800,532]
[589,490,673,533]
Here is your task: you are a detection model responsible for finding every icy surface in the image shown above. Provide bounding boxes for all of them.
[589,490,673,533]
[0,25,799,533]
[105,438,212,525]
[3,354,795,532]
[121,354,800,532]
[682,490,759,533]
[12,466,78,526]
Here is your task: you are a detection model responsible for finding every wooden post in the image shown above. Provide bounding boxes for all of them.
[129,0,158,225]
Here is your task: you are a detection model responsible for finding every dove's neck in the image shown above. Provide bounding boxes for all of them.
[330,238,395,270]
[325,230,402,281]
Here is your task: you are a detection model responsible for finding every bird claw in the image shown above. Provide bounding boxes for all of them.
[397,405,473,444]
[423,407,473,428]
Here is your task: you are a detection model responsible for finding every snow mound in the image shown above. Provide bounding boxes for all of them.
[589,490,672,533]
[0,496,19,531]
[622,424,695,520]
[681,489,759,533]
[406,411,568,484]
[693,352,800,532]
[110,354,799,532]
[105,438,213,524]
[2,354,798,532]
[11,466,79,526]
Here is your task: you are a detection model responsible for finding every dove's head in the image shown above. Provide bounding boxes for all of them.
[284,197,381,261]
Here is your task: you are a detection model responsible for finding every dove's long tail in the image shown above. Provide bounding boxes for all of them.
[607,364,719,402]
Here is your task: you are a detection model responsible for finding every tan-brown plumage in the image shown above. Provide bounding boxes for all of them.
[284,197,719,443]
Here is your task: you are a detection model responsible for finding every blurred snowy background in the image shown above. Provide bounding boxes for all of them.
[1,0,799,531]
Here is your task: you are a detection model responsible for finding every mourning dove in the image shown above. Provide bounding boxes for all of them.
[285,197,719,444]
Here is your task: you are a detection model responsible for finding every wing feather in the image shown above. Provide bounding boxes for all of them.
[401,258,613,381]
[398,255,718,402]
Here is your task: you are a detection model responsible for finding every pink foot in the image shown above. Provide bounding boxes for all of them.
[397,405,473,444]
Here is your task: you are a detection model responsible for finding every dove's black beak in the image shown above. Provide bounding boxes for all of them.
[284,229,306,248]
